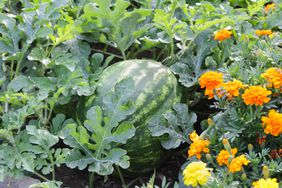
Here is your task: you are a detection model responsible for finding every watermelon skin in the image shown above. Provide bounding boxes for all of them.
[81,59,180,174]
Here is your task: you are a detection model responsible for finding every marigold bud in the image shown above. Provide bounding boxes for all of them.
[242,172,247,181]
[207,118,213,126]
[248,144,253,152]
[206,153,213,162]
[222,138,231,153]
[262,165,269,179]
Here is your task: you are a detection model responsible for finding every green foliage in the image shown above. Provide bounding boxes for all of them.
[149,103,196,149]
[80,0,151,58]
[62,78,136,175]
[171,30,217,88]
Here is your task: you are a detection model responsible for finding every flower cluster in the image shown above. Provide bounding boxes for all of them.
[188,131,210,159]
[261,110,282,136]
[183,161,212,187]
[261,67,282,89]
[183,4,282,187]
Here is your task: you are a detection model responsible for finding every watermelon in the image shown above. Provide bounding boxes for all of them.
[79,59,181,174]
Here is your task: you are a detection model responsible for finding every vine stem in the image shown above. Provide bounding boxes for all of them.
[49,153,55,181]
[14,47,29,77]
[89,172,95,188]
[33,171,49,182]
[115,165,127,188]
[121,50,127,60]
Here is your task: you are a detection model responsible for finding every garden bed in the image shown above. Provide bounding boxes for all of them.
[0,0,281,188]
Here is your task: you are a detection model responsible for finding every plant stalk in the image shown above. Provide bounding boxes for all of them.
[89,172,95,188]
[33,171,49,182]
[115,165,127,188]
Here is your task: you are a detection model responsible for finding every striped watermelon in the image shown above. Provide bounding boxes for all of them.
[80,59,180,174]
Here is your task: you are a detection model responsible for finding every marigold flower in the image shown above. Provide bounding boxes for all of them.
[214,29,232,41]
[264,3,276,13]
[183,161,212,187]
[199,71,224,90]
[217,148,238,166]
[188,131,210,159]
[261,68,282,89]
[255,30,272,36]
[242,86,271,106]
[252,178,279,188]
[220,79,245,99]
[199,71,223,99]
[261,110,282,136]
[228,155,250,173]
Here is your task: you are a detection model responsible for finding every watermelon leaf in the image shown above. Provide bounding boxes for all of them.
[63,78,136,175]
[148,103,197,149]
[170,30,217,88]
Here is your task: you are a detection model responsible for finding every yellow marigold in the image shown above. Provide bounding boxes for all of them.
[264,3,276,13]
[255,30,272,36]
[242,86,271,106]
[261,110,282,136]
[220,79,245,99]
[183,161,212,187]
[252,178,279,188]
[261,68,282,89]
[188,131,210,159]
[217,148,238,166]
[228,155,250,173]
[214,29,232,41]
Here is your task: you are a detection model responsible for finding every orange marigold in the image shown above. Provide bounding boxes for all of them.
[255,30,272,36]
[264,3,276,13]
[242,86,271,106]
[261,68,282,89]
[188,131,210,159]
[199,71,223,99]
[228,155,250,173]
[199,71,223,90]
[217,148,238,166]
[214,29,232,41]
[220,79,245,99]
[261,110,282,136]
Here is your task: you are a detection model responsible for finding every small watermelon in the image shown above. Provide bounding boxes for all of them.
[79,59,181,174]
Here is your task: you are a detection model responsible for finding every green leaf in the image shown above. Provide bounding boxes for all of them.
[54,53,79,72]
[149,103,196,149]
[101,78,136,122]
[51,114,66,135]
[170,30,217,88]
[27,46,46,62]
[26,126,59,149]
[63,79,136,175]
[8,75,33,92]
